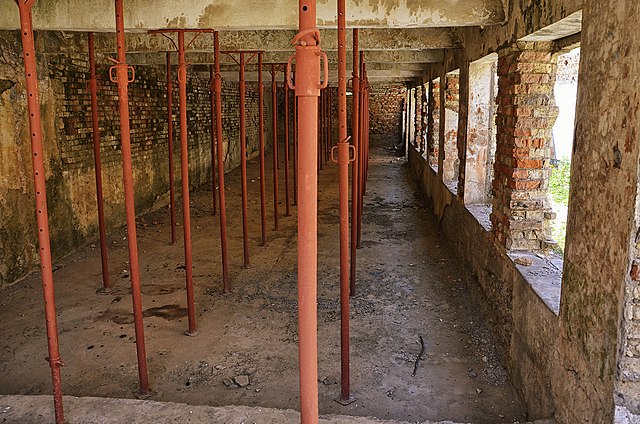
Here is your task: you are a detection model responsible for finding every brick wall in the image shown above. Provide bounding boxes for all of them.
[427,79,440,168]
[368,83,405,147]
[0,31,264,287]
[490,41,558,251]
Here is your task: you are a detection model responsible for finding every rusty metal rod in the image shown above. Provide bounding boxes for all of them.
[88,32,110,289]
[293,0,324,420]
[16,1,65,421]
[209,65,217,216]
[213,31,231,291]
[177,32,197,335]
[258,52,267,246]
[167,52,177,245]
[356,53,365,249]
[284,71,291,216]
[239,52,251,268]
[271,64,280,230]
[349,28,360,297]
[293,94,298,206]
[318,91,323,171]
[113,0,150,394]
[325,88,330,164]
[336,0,354,404]
[363,73,370,196]
[328,88,333,152]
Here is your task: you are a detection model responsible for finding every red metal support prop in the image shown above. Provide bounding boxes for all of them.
[328,89,333,153]
[16,1,65,421]
[287,0,327,420]
[349,28,360,296]
[177,31,197,335]
[167,52,177,245]
[87,32,110,290]
[213,32,231,291]
[209,65,218,216]
[284,69,291,216]
[236,52,250,267]
[319,90,324,171]
[151,28,217,328]
[363,72,370,195]
[293,93,298,206]
[270,64,280,230]
[334,0,355,404]
[223,50,261,265]
[325,89,330,164]
[113,0,150,395]
[356,53,365,249]
[258,53,268,246]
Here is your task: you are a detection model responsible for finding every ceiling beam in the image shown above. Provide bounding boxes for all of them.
[117,50,443,66]
[36,28,460,54]
[0,0,505,31]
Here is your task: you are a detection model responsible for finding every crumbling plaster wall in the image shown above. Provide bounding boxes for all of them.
[0,30,266,288]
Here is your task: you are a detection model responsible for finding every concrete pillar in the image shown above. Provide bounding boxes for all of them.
[437,70,446,180]
[427,79,439,168]
[442,72,460,182]
[414,85,423,151]
[456,60,470,199]
[464,59,496,204]
[552,1,640,422]
[490,41,558,251]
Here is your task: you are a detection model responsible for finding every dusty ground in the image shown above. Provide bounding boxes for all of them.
[0,148,528,423]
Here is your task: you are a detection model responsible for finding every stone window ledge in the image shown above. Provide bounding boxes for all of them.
[507,251,563,315]
[465,202,492,232]
[444,180,458,196]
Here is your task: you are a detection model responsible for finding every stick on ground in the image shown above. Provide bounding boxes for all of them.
[413,336,425,376]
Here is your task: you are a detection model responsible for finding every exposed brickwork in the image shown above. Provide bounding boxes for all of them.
[0,32,265,287]
[413,85,423,150]
[368,83,405,147]
[490,41,558,251]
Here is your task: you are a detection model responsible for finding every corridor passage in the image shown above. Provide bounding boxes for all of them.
[0,149,525,423]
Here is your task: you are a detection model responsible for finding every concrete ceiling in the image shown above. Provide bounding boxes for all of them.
[0,0,505,31]
[0,0,509,83]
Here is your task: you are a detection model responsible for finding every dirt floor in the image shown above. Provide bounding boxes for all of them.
[0,148,528,423]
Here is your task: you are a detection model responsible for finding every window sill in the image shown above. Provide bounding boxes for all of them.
[507,251,563,316]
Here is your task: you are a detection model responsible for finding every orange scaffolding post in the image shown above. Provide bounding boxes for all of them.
[209,65,218,216]
[287,0,327,420]
[213,31,231,291]
[167,52,177,245]
[293,91,298,206]
[334,0,355,405]
[113,0,150,395]
[284,68,291,216]
[224,50,261,267]
[258,53,268,246]
[150,29,216,334]
[87,32,110,289]
[349,28,360,296]
[357,52,365,249]
[270,64,280,230]
[15,1,65,421]
[177,31,197,335]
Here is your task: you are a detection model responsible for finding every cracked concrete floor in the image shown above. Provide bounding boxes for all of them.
[0,148,528,423]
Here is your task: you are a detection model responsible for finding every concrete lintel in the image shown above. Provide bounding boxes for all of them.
[117,50,443,66]
[34,29,460,54]
[0,0,505,31]
[187,69,422,83]
[520,11,582,42]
